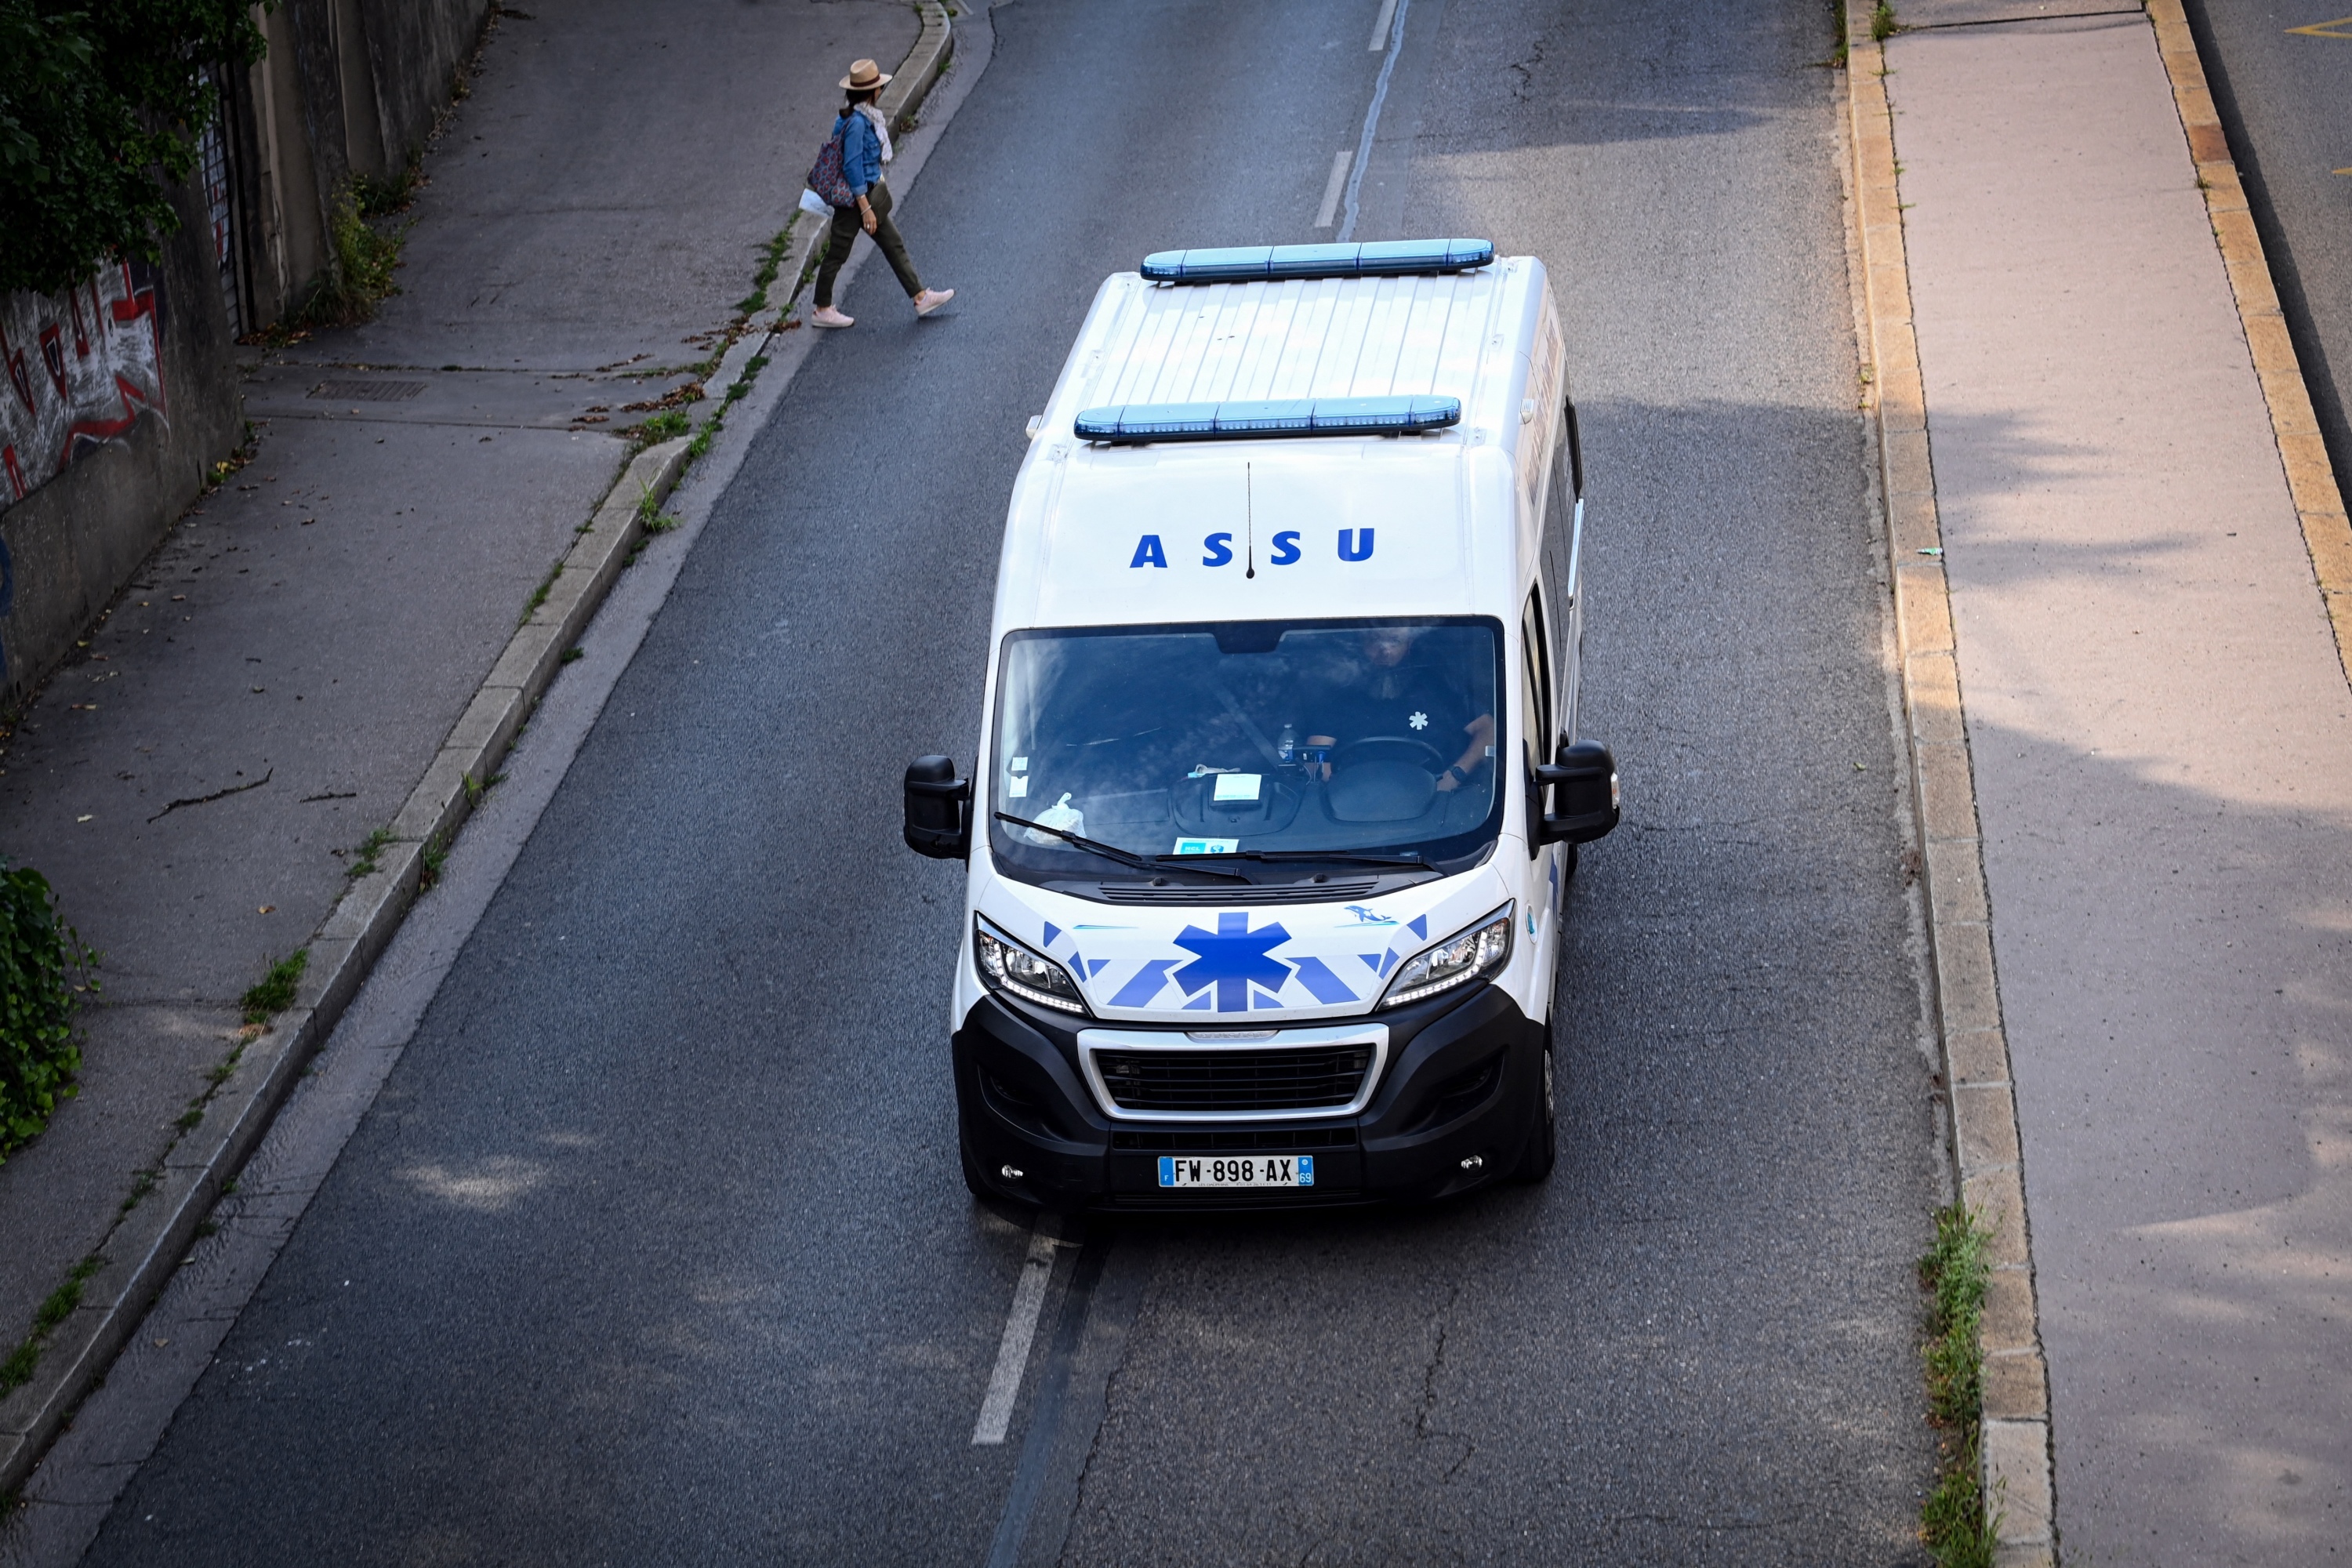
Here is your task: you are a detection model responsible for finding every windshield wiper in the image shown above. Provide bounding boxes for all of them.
[1156,848,1435,871]
[995,812,1250,881]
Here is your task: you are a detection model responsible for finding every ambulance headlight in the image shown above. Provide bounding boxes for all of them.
[975,918,1089,1015]
[1379,904,1514,1009]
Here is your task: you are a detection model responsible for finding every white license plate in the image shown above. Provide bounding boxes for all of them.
[1156,1154,1315,1189]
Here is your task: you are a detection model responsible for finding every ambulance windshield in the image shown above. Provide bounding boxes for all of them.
[989,617,1504,884]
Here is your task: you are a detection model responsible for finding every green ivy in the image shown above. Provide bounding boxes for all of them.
[0,859,97,1160]
[0,1,270,299]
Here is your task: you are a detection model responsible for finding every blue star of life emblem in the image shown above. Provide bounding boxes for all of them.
[1171,912,1294,1012]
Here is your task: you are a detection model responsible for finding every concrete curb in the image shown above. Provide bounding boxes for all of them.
[2146,0,2352,695]
[1840,7,2056,1563]
[0,437,689,1500]
[0,1,958,1505]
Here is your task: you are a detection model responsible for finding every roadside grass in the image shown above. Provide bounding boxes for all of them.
[240,949,308,1025]
[1919,1203,1998,1566]
[0,1255,103,1399]
[1872,1,1896,42]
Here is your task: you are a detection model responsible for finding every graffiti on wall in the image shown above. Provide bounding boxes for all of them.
[0,262,169,517]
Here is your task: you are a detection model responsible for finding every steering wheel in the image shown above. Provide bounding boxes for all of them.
[1329,735,1449,774]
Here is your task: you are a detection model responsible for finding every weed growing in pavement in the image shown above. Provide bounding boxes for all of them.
[1918,1203,1998,1566]
[120,1167,158,1215]
[0,1256,104,1398]
[302,184,405,327]
[346,827,395,880]
[736,222,799,317]
[522,563,563,625]
[419,842,448,891]
[561,646,585,666]
[241,949,309,1024]
[203,423,261,492]
[1872,2,1896,42]
[352,151,426,218]
[627,408,691,452]
[633,485,683,536]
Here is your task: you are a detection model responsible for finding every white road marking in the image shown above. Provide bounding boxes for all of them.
[1314,150,1354,228]
[1368,0,1399,50]
[1339,0,1412,240]
[971,1225,1060,1445]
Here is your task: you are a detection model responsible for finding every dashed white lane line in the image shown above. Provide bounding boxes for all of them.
[1339,0,1413,241]
[1315,149,1355,228]
[1368,0,1399,50]
[972,1225,1060,1446]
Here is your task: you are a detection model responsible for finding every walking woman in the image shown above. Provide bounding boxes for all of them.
[808,59,953,328]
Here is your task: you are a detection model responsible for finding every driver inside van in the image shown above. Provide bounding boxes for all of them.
[1300,626,1495,792]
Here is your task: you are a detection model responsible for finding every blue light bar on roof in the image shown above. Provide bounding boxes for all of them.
[1139,238,1494,284]
[1073,395,1461,445]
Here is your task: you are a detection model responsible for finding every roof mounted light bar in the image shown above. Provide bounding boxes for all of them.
[1138,238,1494,285]
[1073,395,1461,445]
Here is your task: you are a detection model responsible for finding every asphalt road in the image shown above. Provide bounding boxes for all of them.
[80,2,1942,1563]
[2182,0,2352,500]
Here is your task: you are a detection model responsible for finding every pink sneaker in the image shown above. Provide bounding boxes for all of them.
[809,306,855,328]
[913,288,955,318]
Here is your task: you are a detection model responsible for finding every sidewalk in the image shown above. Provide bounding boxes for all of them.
[1878,1,2352,1559]
[0,0,920,1485]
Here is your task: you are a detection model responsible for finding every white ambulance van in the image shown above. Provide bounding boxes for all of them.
[903,238,1619,1210]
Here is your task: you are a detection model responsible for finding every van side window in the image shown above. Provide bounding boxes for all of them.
[1520,588,1553,775]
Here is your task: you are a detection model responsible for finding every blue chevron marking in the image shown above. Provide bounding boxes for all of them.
[1406,914,1428,939]
[1109,958,1176,1008]
[1289,956,1358,1004]
[1042,921,1062,949]
[1359,953,1386,975]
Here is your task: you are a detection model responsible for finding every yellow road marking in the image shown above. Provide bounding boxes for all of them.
[2286,14,2352,34]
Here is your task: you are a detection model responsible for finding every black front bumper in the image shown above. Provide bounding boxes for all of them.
[952,982,1545,1211]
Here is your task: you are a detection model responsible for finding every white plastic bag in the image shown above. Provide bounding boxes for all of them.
[1025,792,1086,846]
[797,187,833,220]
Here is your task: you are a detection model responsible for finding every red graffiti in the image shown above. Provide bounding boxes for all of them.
[38,325,66,398]
[0,325,31,416]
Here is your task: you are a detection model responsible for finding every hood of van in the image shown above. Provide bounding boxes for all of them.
[975,868,1516,1024]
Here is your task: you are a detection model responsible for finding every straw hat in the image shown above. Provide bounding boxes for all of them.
[840,58,892,92]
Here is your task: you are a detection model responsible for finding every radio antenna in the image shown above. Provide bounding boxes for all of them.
[1246,463,1256,579]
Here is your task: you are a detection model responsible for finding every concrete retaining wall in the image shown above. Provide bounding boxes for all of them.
[0,182,241,708]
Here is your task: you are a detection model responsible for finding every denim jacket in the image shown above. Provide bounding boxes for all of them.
[838,108,884,197]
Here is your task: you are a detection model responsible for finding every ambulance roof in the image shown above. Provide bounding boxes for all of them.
[996,256,1556,634]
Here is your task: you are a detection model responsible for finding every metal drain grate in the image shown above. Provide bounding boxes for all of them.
[307,379,426,402]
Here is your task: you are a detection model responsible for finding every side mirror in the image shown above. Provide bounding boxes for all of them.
[903,755,971,860]
[1533,739,1618,845]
